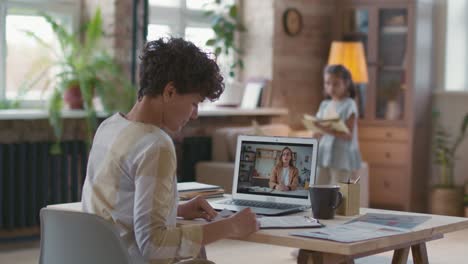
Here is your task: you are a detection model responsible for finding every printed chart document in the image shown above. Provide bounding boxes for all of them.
[290,221,405,243]
[302,114,350,134]
[346,213,431,229]
[259,216,322,229]
[290,213,431,243]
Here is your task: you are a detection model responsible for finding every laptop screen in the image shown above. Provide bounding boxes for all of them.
[235,139,316,200]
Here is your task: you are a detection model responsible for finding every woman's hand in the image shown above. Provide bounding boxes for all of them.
[275,183,289,191]
[177,196,218,221]
[228,208,259,238]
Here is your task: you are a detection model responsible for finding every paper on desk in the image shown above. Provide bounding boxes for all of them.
[290,221,405,243]
[259,216,321,229]
[212,209,234,221]
[346,213,431,230]
[303,114,350,134]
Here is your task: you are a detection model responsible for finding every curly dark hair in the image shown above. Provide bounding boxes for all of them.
[138,37,224,101]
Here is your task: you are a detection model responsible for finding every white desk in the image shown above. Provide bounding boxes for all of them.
[47,202,468,264]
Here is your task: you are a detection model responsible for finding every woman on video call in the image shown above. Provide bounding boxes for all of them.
[268,147,299,191]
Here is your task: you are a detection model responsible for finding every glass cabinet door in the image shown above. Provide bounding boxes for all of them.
[342,8,369,119]
[376,8,408,121]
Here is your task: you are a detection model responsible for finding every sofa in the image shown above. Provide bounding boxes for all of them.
[195,124,369,207]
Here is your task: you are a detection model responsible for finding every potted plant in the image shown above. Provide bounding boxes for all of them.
[204,0,246,78]
[430,110,468,216]
[25,9,135,153]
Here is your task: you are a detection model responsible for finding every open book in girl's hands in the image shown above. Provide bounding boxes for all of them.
[303,114,350,134]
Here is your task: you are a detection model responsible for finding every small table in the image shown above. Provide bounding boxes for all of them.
[47,203,468,264]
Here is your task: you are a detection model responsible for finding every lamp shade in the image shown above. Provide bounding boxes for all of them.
[328,41,368,84]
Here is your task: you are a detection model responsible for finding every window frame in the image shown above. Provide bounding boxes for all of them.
[0,0,79,104]
[149,1,213,39]
[148,0,238,85]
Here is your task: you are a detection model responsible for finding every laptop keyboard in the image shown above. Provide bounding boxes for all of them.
[219,199,301,210]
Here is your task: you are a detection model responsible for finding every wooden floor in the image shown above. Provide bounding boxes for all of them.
[1,228,467,264]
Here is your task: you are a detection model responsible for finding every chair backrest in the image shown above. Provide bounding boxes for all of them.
[39,208,132,264]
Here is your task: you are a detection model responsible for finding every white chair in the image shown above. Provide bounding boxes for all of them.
[39,208,133,264]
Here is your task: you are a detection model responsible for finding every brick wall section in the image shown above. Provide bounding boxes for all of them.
[272,0,336,129]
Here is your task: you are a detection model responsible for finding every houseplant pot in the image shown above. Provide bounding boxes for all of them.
[430,187,464,216]
[63,82,83,109]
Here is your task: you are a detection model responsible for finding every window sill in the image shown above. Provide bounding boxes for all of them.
[0,107,288,120]
[0,109,109,120]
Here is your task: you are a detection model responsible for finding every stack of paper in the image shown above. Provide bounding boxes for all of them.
[177,182,224,200]
[302,114,350,134]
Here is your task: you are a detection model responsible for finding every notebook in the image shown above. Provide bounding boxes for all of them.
[210,135,318,216]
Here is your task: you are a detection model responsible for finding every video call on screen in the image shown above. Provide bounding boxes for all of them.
[236,141,314,199]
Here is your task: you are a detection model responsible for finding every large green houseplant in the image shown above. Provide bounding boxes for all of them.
[204,0,246,78]
[431,110,468,216]
[25,9,135,153]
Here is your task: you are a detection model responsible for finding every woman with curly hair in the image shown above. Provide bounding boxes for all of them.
[82,37,259,264]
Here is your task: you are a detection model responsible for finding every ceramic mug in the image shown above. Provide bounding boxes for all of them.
[309,185,343,219]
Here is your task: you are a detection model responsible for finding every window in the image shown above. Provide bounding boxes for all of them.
[0,0,79,102]
[445,0,468,91]
[148,0,234,79]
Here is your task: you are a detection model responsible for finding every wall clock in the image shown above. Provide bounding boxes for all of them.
[283,8,303,36]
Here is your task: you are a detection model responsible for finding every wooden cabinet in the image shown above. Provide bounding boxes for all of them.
[336,0,434,212]
[368,166,409,209]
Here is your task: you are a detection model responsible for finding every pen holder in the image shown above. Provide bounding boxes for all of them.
[336,182,360,216]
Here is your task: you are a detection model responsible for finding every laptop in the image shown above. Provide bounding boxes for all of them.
[210,135,318,216]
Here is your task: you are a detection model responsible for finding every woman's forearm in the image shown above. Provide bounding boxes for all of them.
[201,218,233,245]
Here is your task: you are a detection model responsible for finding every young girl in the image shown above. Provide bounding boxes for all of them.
[313,64,362,185]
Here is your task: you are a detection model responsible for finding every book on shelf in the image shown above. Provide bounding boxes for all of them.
[302,114,350,134]
[177,182,224,201]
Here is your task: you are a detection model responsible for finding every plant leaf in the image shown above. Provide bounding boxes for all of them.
[229,5,237,18]
[215,47,222,56]
[205,39,217,46]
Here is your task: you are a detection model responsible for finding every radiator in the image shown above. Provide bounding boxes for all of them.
[0,141,88,230]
